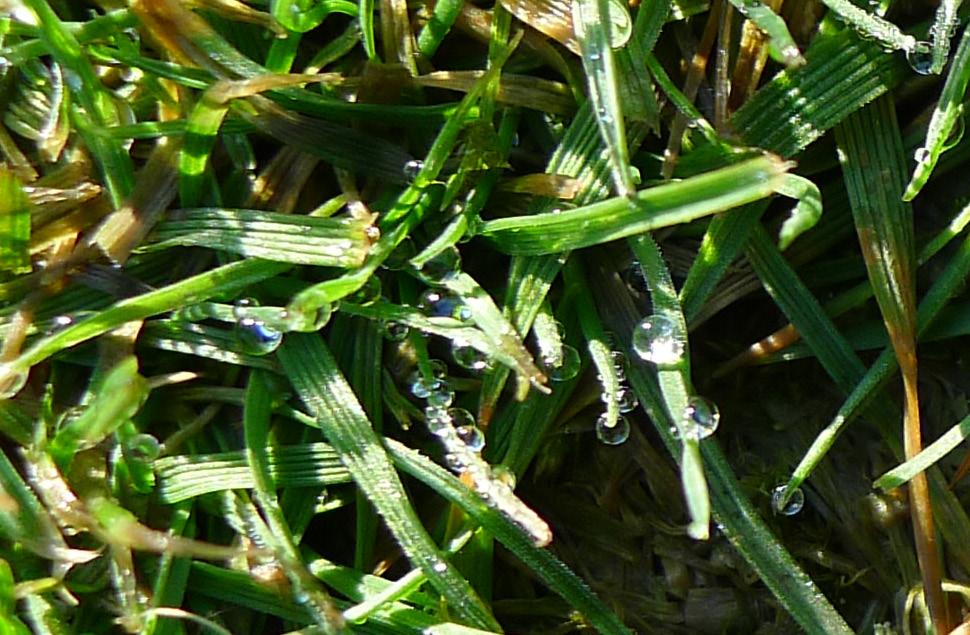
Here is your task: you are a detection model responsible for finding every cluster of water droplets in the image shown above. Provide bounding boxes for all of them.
[595,351,636,446]
[410,364,552,546]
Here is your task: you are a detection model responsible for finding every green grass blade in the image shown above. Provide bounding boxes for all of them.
[726,0,804,66]
[875,414,970,490]
[276,334,500,631]
[904,22,970,200]
[0,169,31,274]
[478,155,790,255]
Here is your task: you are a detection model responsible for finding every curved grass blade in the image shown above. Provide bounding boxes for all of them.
[904,22,970,201]
[478,155,791,255]
[276,335,500,631]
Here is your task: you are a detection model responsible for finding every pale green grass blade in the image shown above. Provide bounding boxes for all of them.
[817,0,917,53]
[875,414,970,490]
[276,335,500,631]
[928,0,961,74]
[727,0,804,66]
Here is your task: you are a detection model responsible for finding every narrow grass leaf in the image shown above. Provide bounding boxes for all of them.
[817,0,917,52]
[479,155,790,255]
[928,0,961,74]
[875,414,970,490]
[277,335,500,631]
[904,23,970,201]
[775,174,823,249]
[0,169,31,274]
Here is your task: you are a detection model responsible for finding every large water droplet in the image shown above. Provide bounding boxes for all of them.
[403,160,424,182]
[682,396,720,439]
[425,406,451,436]
[125,433,162,460]
[0,365,27,399]
[906,43,933,75]
[632,315,685,366]
[282,302,332,332]
[545,344,580,381]
[452,340,489,371]
[455,424,485,452]
[616,388,639,414]
[426,384,455,409]
[771,484,805,516]
[416,246,461,284]
[409,372,441,399]
[447,407,475,428]
[381,320,410,341]
[595,413,630,445]
[236,318,283,355]
[418,289,472,321]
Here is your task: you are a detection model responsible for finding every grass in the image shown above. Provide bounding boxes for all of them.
[3,0,970,632]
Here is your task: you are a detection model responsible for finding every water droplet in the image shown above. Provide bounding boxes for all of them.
[126,433,162,460]
[616,388,639,413]
[444,453,465,472]
[416,246,461,284]
[432,560,448,573]
[425,406,451,436]
[914,147,932,165]
[632,315,685,366]
[452,340,489,371]
[418,289,472,321]
[403,160,424,182]
[427,385,455,409]
[233,297,259,320]
[587,52,602,62]
[381,320,410,341]
[48,315,74,333]
[545,344,580,381]
[409,372,441,399]
[0,365,27,399]
[447,407,475,427]
[455,424,485,452]
[771,484,805,516]
[282,302,332,332]
[682,396,720,440]
[906,43,933,75]
[595,413,630,445]
[236,318,283,355]
[491,464,516,488]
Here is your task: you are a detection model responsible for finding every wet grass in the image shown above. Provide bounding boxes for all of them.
[2,0,970,633]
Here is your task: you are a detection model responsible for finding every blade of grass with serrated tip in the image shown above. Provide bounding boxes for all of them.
[383,438,631,635]
[628,236,710,540]
[875,414,970,490]
[478,155,790,255]
[585,253,852,635]
[833,96,945,633]
[0,259,292,398]
[726,0,804,66]
[0,169,31,274]
[276,335,500,631]
[245,370,341,632]
[904,23,970,201]
[155,443,351,503]
[574,0,635,197]
[147,209,371,267]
